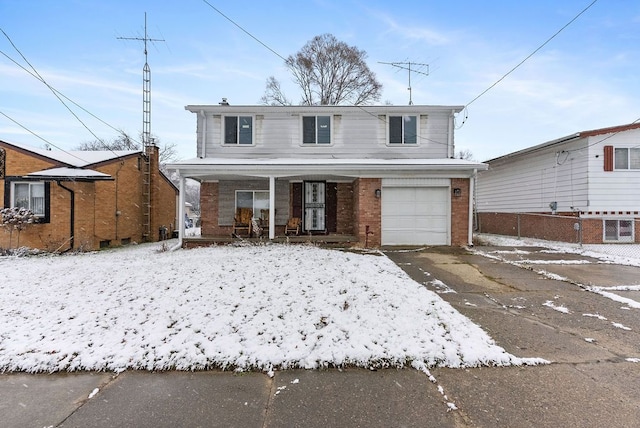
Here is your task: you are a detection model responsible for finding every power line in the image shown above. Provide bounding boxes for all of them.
[0,28,113,152]
[200,0,287,62]
[464,0,599,109]
[0,110,95,164]
[0,48,140,145]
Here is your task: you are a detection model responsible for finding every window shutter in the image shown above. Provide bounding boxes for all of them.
[603,145,613,171]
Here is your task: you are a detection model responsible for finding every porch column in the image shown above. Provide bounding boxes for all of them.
[178,172,186,239]
[269,176,275,239]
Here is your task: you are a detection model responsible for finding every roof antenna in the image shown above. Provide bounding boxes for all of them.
[379,61,429,105]
[118,12,165,149]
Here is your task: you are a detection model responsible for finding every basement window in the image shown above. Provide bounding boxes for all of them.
[604,219,633,242]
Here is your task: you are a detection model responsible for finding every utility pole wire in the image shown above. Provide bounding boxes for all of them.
[465,0,599,108]
[0,28,120,159]
[200,0,286,62]
[0,48,140,146]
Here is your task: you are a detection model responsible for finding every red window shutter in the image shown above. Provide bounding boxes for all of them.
[603,145,613,171]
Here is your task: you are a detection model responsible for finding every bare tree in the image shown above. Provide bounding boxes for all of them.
[262,34,382,106]
[77,130,178,166]
[457,149,475,161]
[260,76,292,106]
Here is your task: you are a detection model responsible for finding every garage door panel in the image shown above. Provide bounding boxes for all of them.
[382,186,449,245]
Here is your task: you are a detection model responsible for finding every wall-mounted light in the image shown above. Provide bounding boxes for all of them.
[453,188,462,197]
[374,188,381,199]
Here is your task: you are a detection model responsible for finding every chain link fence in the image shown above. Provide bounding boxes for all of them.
[476,212,640,258]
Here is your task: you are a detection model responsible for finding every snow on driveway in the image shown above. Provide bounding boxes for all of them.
[0,242,545,373]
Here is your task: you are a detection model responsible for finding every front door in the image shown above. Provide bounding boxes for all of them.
[304,181,325,232]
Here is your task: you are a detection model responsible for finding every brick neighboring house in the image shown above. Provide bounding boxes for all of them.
[476,123,640,244]
[168,104,487,247]
[0,140,178,251]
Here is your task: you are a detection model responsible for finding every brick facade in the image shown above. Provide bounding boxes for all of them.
[353,178,382,247]
[336,182,354,235]
[0,142,177,251]
[450,178,470,246]
[476,212,640,244]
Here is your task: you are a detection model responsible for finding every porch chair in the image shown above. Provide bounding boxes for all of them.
[284,217,301,236]
[232,207,253,238]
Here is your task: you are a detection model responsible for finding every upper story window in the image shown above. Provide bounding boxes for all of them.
[11,182,45,216]
[388,115,417,144]
[614,147,640,170]
[224,116,253,145]
[302,116,331,144]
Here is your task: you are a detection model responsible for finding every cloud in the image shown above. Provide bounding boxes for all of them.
[367,9,451,46]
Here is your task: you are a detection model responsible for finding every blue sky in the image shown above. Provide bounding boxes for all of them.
[1,0,639,161]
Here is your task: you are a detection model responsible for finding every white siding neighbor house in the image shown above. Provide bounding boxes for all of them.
[168,103,487,247]
[476,123,640,243]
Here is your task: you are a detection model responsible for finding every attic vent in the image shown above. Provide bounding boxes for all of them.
[219,98,229,106]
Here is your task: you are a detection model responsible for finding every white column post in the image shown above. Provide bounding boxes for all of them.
[269,176,276,239]
[468,170,476,246]
[179,173,186,239]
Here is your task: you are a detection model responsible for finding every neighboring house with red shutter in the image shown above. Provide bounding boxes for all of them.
[476,123,640,243]
[0,140,178,252]
[168,103,487,248]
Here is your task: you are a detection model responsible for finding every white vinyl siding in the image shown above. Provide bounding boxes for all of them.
[197,107,455,159]
[587,133,640,212]
[477,139,589,213]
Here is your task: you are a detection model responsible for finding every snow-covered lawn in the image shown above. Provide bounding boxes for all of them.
[0,242,545,374]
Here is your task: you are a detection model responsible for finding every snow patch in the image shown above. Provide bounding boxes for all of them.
[543,301,570,314]
[0,244,547,374]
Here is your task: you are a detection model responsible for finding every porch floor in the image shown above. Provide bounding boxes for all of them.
[183,234,360,248]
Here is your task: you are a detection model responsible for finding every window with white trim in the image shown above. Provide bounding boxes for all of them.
[302,116,331,144]
[224,116,253,144]
[11,182,45,216]
[604,219,634,242]
[614,147,640,170]
[236,190,269,216]
[388,115,417,144]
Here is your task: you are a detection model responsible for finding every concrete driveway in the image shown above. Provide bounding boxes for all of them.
[385,244,640,427]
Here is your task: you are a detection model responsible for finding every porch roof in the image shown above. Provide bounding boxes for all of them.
[167,157,488,181]
[23,167,114,181]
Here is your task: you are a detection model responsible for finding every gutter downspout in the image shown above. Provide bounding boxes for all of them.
[171,172,185,251]
[57,181,75,251]
[448,109,455,158]
[468,169,476,247]
[199,110,207,158]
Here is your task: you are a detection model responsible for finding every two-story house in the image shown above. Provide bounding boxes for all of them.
[0,140,178,251]
[168,104,487,247]
[476,122,640,243]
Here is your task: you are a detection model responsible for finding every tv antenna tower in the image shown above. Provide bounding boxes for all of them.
[118,13,165,149]
[379,61,429,105]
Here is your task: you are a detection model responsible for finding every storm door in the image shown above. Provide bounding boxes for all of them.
[304,181,326,232]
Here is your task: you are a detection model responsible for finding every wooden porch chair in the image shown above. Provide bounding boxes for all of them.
[232,207,253,237]
[284,217,301,236]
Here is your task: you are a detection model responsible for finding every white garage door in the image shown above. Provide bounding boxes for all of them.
[382,187,449,245]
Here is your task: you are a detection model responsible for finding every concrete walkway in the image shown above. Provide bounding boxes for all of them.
[2,245,639,427]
